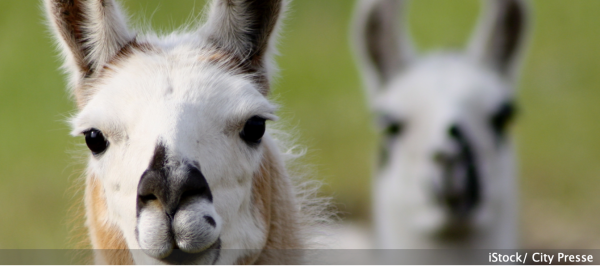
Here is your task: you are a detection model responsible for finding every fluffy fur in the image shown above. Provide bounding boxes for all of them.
[353,0,530,249]
[46,0,329,264]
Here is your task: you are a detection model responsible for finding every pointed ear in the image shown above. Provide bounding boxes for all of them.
[202,0,287,95]
[45,0,134,85]
[353,0,415,98]
[468,0,530,79]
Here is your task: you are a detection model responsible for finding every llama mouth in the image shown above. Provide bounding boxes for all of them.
[161,238,221,265]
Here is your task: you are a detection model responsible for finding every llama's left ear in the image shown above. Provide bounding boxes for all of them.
[45,0,134,89]
[352,0,415,101]
[468,0,530,79]
[202,0,287,95]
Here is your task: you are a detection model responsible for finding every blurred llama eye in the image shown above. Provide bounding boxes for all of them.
[240,116,266,145]
[379,114,405,138]
[490,101,517,139]
[84,129,109,155]
[385,122,404,137]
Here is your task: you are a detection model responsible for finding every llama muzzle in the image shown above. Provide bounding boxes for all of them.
[135,144,222,261]
[433,125,481,219]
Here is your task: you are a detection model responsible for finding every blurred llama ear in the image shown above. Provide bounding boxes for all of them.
[468,0,530,79]
[353,0,415,97]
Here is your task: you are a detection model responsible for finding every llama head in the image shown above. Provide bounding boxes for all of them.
[46,0,291,264]
[354,0,529,242]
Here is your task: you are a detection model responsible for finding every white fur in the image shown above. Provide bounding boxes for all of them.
[353,0,530,249]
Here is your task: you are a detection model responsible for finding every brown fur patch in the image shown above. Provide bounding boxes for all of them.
[252,149,273,232]
[106,40,155,67]
[236,144,275,265]
[199,49,271,96]
[85,175,134,264]
[199,52,228,63]
[73,84,94,110]
[248,141,304,264]
[234,253,262,265]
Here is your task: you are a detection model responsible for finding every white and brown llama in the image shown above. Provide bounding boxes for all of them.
[46,0,328,264]
[353,0,530,249]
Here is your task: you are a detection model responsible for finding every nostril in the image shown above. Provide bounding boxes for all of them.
[181,187,208,201]
[433,152,445,164]
[138,170,164,208]
[183,166,213,203]
[140,194,158,204]
[204,216,216,227]
[433,152,453,167]
[448,124,461,139]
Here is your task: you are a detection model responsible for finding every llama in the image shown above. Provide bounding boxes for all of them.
[45,0,327,264]
[353,0,530,249]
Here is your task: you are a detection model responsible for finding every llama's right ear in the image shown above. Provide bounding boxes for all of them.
[45,0,134,88]
[353,0,415,98]
[467,0,529,79]
[201,0,287,95]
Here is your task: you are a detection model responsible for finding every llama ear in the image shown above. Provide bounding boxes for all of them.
[353,0,415,97]
[202,0,287,95]
[467,0,530,78]
[45,0,134,84]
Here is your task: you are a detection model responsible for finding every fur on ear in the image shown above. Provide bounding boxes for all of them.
[353,0,415,97]
[201,0,288,95]
[45,0,135,88]
[468,0,530,79]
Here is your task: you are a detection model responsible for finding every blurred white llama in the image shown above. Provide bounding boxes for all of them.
[353,0,530,249]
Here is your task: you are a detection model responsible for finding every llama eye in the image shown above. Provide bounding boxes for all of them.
[84,129,109,155]
[240,116,266,145]
[385,122,404,137]
[378,115,405,138]
[490,102,517,139]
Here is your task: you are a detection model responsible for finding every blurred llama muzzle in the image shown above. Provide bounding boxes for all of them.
[432,125,481,218]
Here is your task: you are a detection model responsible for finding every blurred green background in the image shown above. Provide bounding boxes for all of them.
[0,0,599,249]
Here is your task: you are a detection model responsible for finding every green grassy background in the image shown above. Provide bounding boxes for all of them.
[0,0,599,249]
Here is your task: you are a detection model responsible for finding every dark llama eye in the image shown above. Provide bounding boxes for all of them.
[240,116,266,145]
[84,129,109,155]
[385,122,404,137]
[490,101,517,140]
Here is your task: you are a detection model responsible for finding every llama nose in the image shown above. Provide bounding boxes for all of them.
[433,150,455,168]
[432,124,481,216]
[137,164,213,216]
[432,124,464,166]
